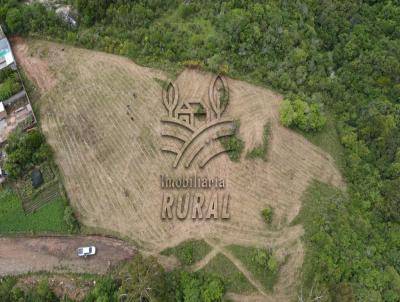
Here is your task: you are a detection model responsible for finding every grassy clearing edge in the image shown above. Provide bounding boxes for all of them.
[161,239,212,266]
[226,244,281,292]
[200,253,256,294]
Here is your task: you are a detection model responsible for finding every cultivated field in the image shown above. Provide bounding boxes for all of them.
[12,39,344,301]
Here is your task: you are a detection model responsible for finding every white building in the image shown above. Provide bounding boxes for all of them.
[0,26,16,70]
[0,102,6,120]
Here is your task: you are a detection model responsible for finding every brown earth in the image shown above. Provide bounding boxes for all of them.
[0,236,135,276]
[11,37,57,93]
[11,38,344,301]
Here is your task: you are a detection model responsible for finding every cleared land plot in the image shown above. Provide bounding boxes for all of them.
[0,236,136,276]
[12,39,344,301]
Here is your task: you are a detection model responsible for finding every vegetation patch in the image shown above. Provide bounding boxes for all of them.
[220,121,244,162]
[0,255,226,302]
[280,97,326,132]
[161,239,212,266]
[247,122,271,160]
[13,162,59,213]
[4,129,53,179]
[299,114,345,171]
[293,181,400,302]
[0,277,59,302]
[261,207,273,224]
[0,67,22,102]
[226,245,281,292]
[200,253,255,294]
[0,189,69,234]
[219,87,229,109]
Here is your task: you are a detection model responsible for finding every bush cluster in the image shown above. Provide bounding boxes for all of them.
[280,98,326,132]
[4,129,53,178]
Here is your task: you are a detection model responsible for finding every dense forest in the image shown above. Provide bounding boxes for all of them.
[1,0,400,301]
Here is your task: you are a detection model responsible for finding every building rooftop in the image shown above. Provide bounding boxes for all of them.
[0,102,4,113]
[0,26,15,70]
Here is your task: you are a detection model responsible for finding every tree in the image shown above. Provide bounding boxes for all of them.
[179,271,224,302]
[117,255,166,302]
[6,7,24,34]
[4,129,52,178]
[380,178,400,222]
[33,144,53,164]
[63,206,79,233]
[33,279,58,302]
[85,277,119,302]
[279,98,326,132]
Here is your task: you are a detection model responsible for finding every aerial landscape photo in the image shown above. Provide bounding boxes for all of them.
[0,1,399,301]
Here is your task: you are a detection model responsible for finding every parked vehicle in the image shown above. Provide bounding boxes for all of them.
[77,246,96,257]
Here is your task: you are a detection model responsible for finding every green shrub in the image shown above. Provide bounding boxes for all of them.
[219,88,229,109]
[117,255,166,302]
[84,277,119,302]
[164,270,225,302]
[227,245,281,291]
[0,74,22,102]
[267,255,278,273]
[34,279,58,301]
[64,206,79,233]
[247,123,271,160]
[2,278,58,302]
[261,207,273,224]
[220,121,244,162]
[0,67,14,83]
[199,253,255,294]
[0,277,17,301]
[280,98,326,132]
[4,129,52,178]
[161,239,212,266]
[221,135,244,162]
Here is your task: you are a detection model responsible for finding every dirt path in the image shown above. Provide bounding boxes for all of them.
[10,37,57,93]
[0,236,136,276]
[218,246,268,297]
[190,247,219,272]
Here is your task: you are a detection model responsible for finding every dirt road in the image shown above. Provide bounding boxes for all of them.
[0,236,135,276]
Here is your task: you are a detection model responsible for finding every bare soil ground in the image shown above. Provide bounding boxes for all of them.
[11,37,57,93]
[12,38,344,301]
[0,236,135,276]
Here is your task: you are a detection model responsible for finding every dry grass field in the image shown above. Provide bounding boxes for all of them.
[12,39,344,301]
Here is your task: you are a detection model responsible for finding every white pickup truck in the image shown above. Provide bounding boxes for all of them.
[77,246,96,257]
